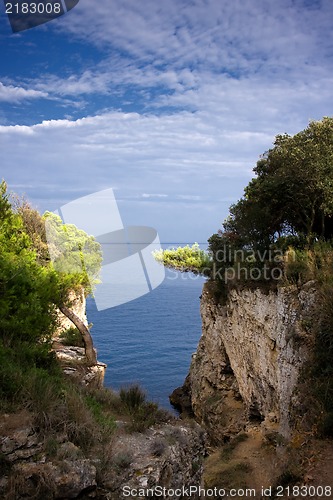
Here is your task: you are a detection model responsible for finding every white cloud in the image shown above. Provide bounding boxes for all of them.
[56,0,333,76]
[33,70,112,96]
[177,195,201,201]
[0,82,48,103]
[0,109,256,240]
[6,0,332,110]
[142,193,168,198]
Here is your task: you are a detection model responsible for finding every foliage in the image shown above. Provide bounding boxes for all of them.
[0,180,102,401]
[119,384,147,413]
[119,384,171,432]
[84,393,117,433]
[13,199,50,265]
[43,211,102,296]
[225,117,333,246]
[0,188,58,348]
[153,243,211,275]
[0,181,176,498]
[0,181,12,224]
[208,117,333,286]
[59,327,85,347]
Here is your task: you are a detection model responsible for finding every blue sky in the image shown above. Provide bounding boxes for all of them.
[0,0,332,243]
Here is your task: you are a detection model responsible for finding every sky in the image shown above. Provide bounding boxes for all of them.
[0,0,332,243]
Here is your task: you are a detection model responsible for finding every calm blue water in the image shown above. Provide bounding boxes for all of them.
[86,268,206,410]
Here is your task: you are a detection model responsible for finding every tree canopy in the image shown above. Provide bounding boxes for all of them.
[0,181,102,366]
[220,117,333,249]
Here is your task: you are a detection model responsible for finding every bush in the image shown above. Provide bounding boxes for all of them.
[113,451,132,470]
[119,384,146,413]
[150,438,166,457]
[59,327,84,347]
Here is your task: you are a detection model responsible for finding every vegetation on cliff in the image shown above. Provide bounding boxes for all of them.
[154,117,333,285]
[153,243,211,275]
[153,117,333,438]
[207,117,333,286]
[0,182,102,370]
[0,182,175,497]
[0,179,105,410]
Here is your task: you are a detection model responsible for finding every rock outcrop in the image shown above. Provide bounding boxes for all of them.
[101,422,206,499]
[0,413,206,499]
[173,281,317,443]
[55,288,88,334]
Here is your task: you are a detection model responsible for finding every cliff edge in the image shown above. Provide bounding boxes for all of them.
[189,281,317,441]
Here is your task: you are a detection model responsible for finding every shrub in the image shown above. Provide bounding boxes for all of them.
[59,327,84,347]
[113,451,132,470]
[150,438,166,457]
[84,394,117,433]
[119,384,146,413]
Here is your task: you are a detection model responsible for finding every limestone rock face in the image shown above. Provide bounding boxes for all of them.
[55,288,88,335]
[187,282,317,442]
[56,346,107,388]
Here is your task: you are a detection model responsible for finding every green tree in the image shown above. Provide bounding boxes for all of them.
[0,183,102,366]
[211,117,333,258]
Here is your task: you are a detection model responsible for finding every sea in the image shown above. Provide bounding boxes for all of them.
[86,263,207,412]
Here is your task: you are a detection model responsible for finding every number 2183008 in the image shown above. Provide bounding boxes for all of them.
[6,3,62,15]
[276,485,331,497]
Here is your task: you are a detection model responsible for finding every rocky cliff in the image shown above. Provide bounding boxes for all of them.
[173,281,317,444]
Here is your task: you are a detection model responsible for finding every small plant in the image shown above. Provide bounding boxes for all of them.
[150,438,166,457]
[165,426,188,446]
[119,384,146,413]
[44,437,59,458]
[65,388,109,451]
[86,387,126,415]
[272,470,301,493]
[191,457,202,475]
[59,327,84,347]
[84,394,116,434]
[113,451,132,470]
[127,402,171,433]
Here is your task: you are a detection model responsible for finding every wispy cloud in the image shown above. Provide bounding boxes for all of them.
[142,193,169,198]
[32,70,112,96]
[56,0,333,75]
[0,82,48,102]
[0,109,255,240]
[177,195,201,201]
[5,0,332,111]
